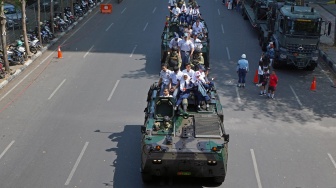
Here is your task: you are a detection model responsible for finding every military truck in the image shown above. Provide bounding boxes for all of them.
[161,18,210,68]
[242,0,330,70]
[140,83,229,184]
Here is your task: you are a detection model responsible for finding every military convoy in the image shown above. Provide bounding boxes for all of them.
[140,83,229,184]
[242,0,331,70]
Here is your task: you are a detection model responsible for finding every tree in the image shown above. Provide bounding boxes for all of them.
[21,0,32,58]
[0,0,10,72]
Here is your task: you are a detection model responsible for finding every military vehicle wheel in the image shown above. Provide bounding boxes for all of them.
[306,63,317,71]
[141,173,153,183]
[214,176,225,184]
[272,61,281,69]
[242,11,248,20]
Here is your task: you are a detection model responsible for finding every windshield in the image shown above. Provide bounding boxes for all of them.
[285,19,321,36]
[4,7,17,14]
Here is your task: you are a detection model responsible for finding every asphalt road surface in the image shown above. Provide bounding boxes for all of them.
[0,0,336,187]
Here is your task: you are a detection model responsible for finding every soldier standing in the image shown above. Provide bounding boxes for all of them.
[236,54,249,88]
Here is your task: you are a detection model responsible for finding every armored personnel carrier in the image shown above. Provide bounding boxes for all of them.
[140,83,229,184]
[161,18,210,68]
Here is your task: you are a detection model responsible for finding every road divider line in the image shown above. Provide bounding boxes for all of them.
[226,47,230,60]
[328,153,336,169]
[105,23,114,31]
[152,7,157,13]
[143,22,149,31]
[48,79,66,100]
[289,85,302,107]
[107,80,120,101]
[130,45,137,57]
[65,142,89,185]
[221,24,225,34]
[121,8,126,14]
[250,149,263,188]
[235,87,241,104]
[83,45,94,58]
[218,9,220,15]
[0,140,15,160]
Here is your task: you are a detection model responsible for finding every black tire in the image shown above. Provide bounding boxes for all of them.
[214,176,225,184]
[30,47,37,54]
[306,63,317,71]
[272,60,281,69]
[141,173,152,184]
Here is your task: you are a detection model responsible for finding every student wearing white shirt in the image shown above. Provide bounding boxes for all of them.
[182,63,195,79]
[158,64,173,96]
[192,19,204,35]
[169,67,183,98]
[175,73,193,111]
[170,4,181,22]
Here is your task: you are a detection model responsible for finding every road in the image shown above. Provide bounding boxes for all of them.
[0,0,336,187]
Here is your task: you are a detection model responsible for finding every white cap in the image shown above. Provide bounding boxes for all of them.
[241,54,246,59]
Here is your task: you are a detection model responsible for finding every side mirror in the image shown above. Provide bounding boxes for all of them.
[223,134,230,142]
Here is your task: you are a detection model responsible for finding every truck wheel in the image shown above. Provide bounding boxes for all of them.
[214,176,225,184]
[142,173,152,183]
[258,34,262,46]
[306,62,317,71]
[272,60,281,69]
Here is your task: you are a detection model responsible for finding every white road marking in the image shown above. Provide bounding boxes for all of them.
[65,142,89,185]
[226,47,231,60]
[130,45,137,57]
[250,149,263,188]
[235,86,241,104]
[218,9,220,15]
[318,64,334,84]
[0,140,15,160]
[221,24,225,34]
[143,22,149,31]
[328,153,336,169]
[121,8,126,14]
[83,45,94,58]
[0,52,55,102]
[152,7,157,13]
[105,23,114,31]
[289,85,302,107]
[48,79,66,100]
[107,80,120,101]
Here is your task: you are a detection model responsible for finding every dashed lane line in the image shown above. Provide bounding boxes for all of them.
[289,85,303,107]
[107,80,120,101]
[221,24,225,34]
[83,45,94,58]
[121,8,126,14]
[0,140,15,160]
[130,45,137,57]
[226,47,231,60]
[328,153,336,169]
[48,79,66,100]
[152,7,157,13]
[218,9,220,15]
[64,142,89,185]
[250,149,263,188]
[105,23,114,31]
[143,22,149,31]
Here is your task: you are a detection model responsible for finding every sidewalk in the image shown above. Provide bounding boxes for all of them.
[310,2,336,73]
[0,3,101,90]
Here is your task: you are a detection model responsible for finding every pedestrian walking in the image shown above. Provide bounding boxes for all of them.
[237,54,249,88]
[266,42,275,67]
[178,33,194,69]
[267,70,278,99]
[258,68,269,96]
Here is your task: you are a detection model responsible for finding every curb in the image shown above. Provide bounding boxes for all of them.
[319,49,336,73]
[0,2,101,91]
